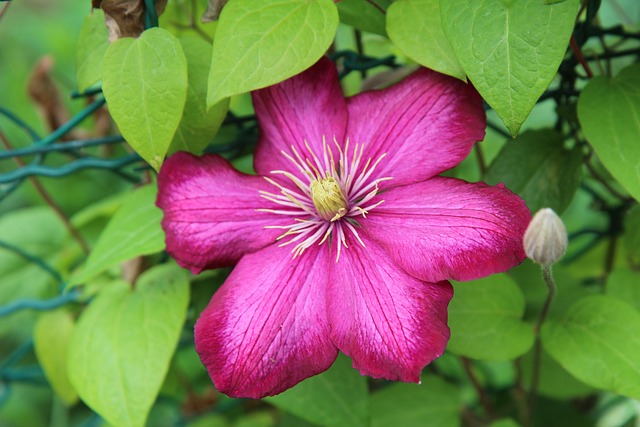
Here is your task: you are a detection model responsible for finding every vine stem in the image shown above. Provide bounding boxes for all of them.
[527,265,557,427]
[364,0,386,14]
[570,35,594,78]
[0,130,90,254]
[460,356,495,420]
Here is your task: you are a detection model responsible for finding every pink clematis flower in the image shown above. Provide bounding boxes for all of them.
[157,57,530,399]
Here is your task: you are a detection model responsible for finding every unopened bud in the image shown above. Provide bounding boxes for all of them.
[523,208,567,266]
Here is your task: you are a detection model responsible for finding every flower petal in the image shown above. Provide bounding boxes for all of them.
[195,243,337,398]
[360,177,530,282]
[346,69,485,187]
[157,152,289,273]
[252,56,347,178]
[328,233,452,382]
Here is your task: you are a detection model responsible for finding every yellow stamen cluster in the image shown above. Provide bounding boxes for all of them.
[310,177,348,222]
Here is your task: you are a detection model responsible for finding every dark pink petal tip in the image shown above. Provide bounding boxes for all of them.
[328,234,452,382]
[195,243,337,399]
[156,152,289,274]
[361,177,531,283]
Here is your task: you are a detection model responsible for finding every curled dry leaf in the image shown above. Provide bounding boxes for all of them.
[27,56,75,139]
[202,0,228,23]
[93,0,167,41]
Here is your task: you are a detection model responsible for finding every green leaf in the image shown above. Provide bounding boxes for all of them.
[490,420,521,427]
[265,354,369,427]
[484,129,582,213]
[441,0,580,135]
[76,9,109,92]
[33,310,78,405]
[102,27,188,170]
[207,0,339,107]
[607,268,640,311]
[448,275,534,360]
[68,264,190,427]
[337,0,391,36]
[370,376,461,427]
[578,64,640,201]
[542,295,640,400]
[70,185,164,286]
[168,36,229,155]
[387,0,465,80]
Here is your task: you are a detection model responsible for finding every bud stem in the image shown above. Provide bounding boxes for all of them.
[526,264,557,427]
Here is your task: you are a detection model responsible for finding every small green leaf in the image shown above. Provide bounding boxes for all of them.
[207,0,339,107]
[265,354,369,427]
[484,129,582,213]
[542,295,640,400]
[169,36,229,155]
[387,0,465,80]
[578,64,640,201]
[371,376,461,427]
[448,275,534,360]
[68,264,190,427]
[33,310,78,405]
[607,268,640,311]
[337,0,391,36]
[76,9,109,92]
[441,0,580,135]
[102,27,188,170]
[70,185,164,286]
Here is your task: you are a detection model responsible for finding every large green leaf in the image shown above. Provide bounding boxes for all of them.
[337,0,391,36]
[33,310,78,405]
[578,64,640,201]
[70,185,164,286]
[606,268,640,312]
[68,264,190,427]
[207,0,338,107]
[169,36,229,155]
[441,0,580,135]
[102,27,188,170]
[484,129,582,213]
[542,295,640,399]
[448,275,534,360]
[387,0,465,80]
[76,9,109,92]
[265,354,368,427]
[370,376,461,427]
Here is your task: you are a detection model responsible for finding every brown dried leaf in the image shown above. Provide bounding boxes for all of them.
[201,0,228,23]
[27,56,73,139]
[94,0,168,41]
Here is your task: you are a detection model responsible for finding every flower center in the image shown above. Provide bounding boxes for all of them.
[310,177,348,222]
[258,137,391,261]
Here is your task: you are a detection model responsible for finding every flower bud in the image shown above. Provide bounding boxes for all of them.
[523,208,567,266]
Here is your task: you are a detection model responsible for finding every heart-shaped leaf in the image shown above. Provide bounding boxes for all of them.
[542,295,640,400]
[441,0,579,135]
[448,274,534,360]
[387,0,465,80]
[207,0,338,107]
[102,27,188,170]
[578,64,640,201]
[68,264,189,427]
